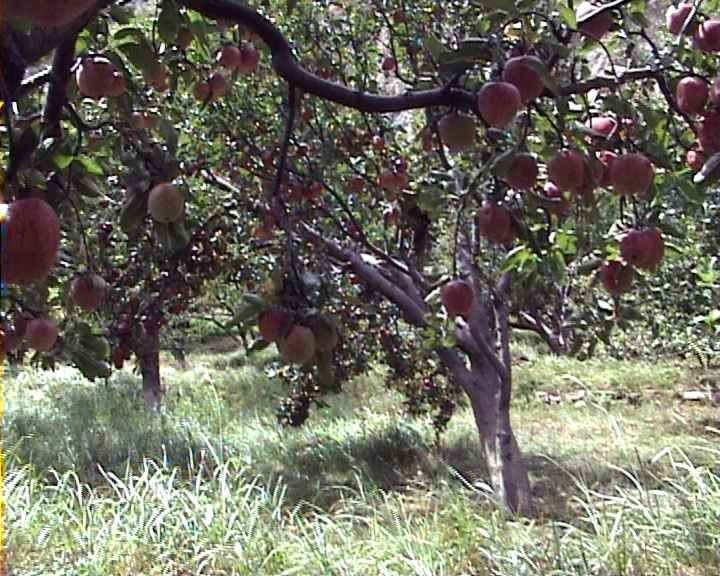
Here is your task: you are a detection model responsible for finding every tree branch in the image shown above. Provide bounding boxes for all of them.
[42,37,78,139]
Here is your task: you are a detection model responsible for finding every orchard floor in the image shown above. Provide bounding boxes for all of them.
[3,341,719,576]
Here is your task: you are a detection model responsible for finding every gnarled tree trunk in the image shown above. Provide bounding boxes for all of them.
[465,368,532,514]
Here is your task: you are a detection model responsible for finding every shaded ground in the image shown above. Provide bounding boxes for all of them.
[3,342,719,575]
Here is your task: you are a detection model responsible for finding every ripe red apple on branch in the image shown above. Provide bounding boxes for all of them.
[503,153,538,191]
[1,198,61,287]
[24,318,59,352]
[477,82,521,128]
[437,112,477,152]
[441,280,475,319]
[548,149,585,192]
[501,56,545,103]
[148,183,185,223]
[279,325,317,365]
[70,274,107,312]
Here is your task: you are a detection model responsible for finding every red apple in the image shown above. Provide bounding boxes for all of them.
[437,112,476,152]
[238,42,260,75]
[477,202,512,244]
[695,20,720,52]
[666,3,693,35]
[548,149,585,192]
[501,56,545,103]
[76,57,116,99]
[217,45,242,70]
[258,308,293,342]
[586,116,617,138]
[2,198,61,286]
[25,318,59,352]
[477,82,522,129]
[379,169,408,194]
[620,228,664,270]
[278,324,316,365]
[543,182,571,216]
[148,183,184,222]
[676,76,709,115]
[441,279,475,319]
[381,57,396,71]
[610,153,654,196]
[687,149,705,171]
[576,2,613,40]
[503,153,538,190]
[209,71,228,99]
[599,259,634,295]
[70,273,106,312]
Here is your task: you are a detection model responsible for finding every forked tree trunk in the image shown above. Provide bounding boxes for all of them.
[137,330,161,412]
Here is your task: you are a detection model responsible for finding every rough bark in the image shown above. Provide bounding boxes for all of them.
[467,375,532,515]
[137,330,161,412]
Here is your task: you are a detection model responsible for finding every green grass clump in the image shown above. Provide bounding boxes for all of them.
[4,345,719,575]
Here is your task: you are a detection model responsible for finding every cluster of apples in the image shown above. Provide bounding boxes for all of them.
[666,4,720,52]
[193,41,260,102]
[675,74,720,168]
[76,57,126,99]
[600,227,665,296]
[257,307,340,365]
[0,197,110,358]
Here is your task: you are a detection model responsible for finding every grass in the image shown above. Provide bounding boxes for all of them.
[3,340,720,575]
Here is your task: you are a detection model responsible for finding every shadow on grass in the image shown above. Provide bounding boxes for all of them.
[6,370,710,524]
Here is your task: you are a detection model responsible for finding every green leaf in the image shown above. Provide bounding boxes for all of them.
[158,118,178,156]
[118,40,157,71]
[119,192,148,233]
[75,154,104,175]
[72,346,112,380]
[74,175,104,198]
[167,219,190,252]
[157,1,181,44]
[53,153,74,170]
[422,34,448,62]
[558,4,576,27]
[108,4,133,24]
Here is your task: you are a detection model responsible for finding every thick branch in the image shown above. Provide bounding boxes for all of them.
[181,0,666,115]
[42,38,78,139]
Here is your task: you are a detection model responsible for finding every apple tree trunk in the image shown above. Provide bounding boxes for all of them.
[137,330,161,412]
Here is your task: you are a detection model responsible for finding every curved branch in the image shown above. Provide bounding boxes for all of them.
[182,0,665,116]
